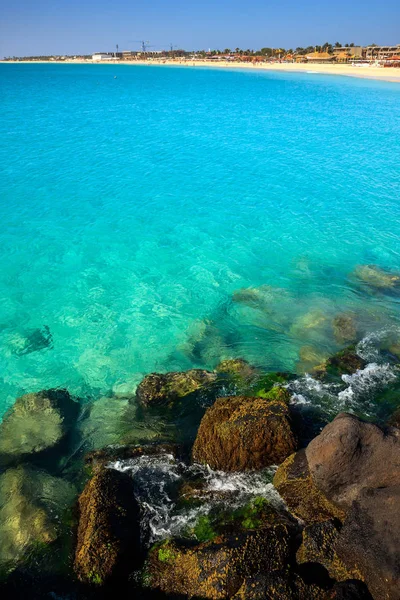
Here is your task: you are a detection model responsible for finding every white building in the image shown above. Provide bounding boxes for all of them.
[92,53,119,61]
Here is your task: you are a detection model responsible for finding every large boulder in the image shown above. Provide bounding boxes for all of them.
[74,466,141,586]
[273,450,345,524]
[136,369,217,408]
[305,413,400,509]
[146,502,298,599]
[0,389,79,464]
[335,486,400,600]
[233,571,325,599]
[192,389,296,471]
[0,465,76,569]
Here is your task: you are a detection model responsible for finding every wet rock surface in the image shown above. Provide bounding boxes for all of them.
[136,369,217,408]
[192,390,296,471]
[74,466,141,586]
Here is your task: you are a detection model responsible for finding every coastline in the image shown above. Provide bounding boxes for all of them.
[3,58,400,83]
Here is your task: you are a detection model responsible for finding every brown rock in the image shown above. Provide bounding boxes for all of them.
[296,520,359,582]
[305,413,400,509]
[136,369,217,408]
[335,486,400,600]
[192,391,296,471]
[74,467,140,585]
[273,450,345,524]
[147,509,297,599]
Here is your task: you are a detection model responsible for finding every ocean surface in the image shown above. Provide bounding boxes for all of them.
[1,63,400,421]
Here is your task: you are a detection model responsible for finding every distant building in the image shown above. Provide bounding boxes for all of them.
[333,46,363,59]
[364,45,400,60]
[92,53,120,61]
[305,52,335,63]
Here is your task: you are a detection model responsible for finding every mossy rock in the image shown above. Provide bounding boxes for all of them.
[74,467,141,586]
[135,369,217,409]
[192,393,296,471]
[146,505,298,598]
[332,313,358,345]
[296,520,361,583]
[313,346,366,382]
[233,571,325,600]
[352,264,400,292]
[273,450,345,524]
[0,389,79,464]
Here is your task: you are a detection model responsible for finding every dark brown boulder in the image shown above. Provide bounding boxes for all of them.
[146,506,298,598]
[273,450,345,524]
[192,389,296,471]
[136,369,217,408]
[325,580,373,600]
[233,571,325,599]
[313,347,366,381]
[74,467,141,586]
[335,486,400,600]
[305,413,400,509]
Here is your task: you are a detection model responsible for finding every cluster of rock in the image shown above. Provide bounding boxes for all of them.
[0,346,399,599]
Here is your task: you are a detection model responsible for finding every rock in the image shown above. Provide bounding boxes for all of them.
[296,520,357,582]
[84,442,178,473]
[74,466,141,585]
[136,369,217,408]
[9,325,53,356]
[146,502,298,598]
[388,407,400,429]
[233,571,325,599]
[297,345,329,374]
[326,580,373,600]
[313,347,366,381]
[0,389,79,464]
[290,309,329,340]
[335,486,400,600]
[192,390,296,471]
[273,450,345,524]
[332,314,358,345]
[215,358,258,383]
[305,413,400,509]
[0,465,76,568]
[353,264,400,292]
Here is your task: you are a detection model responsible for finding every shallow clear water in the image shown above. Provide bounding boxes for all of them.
[1,63,400,417]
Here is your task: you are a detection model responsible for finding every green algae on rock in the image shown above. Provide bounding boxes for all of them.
[0,389,79,464]
[192,392,296,471]
[146,503,298,599]
[312,346,366,381]
[136,369,217,408]
[0,465,76,570]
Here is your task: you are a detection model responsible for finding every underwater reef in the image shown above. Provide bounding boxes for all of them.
[1,325,400,599]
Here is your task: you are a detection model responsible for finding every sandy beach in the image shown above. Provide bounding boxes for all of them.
[4,59,400,83]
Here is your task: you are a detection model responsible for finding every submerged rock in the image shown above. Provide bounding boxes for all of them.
[352,264,400,292]
[0,389,79,464]
[297,345,329,375]
[192,390,296,471]
[146,501,298,598]
[10,325,53,356]
[215,358,258,382]
[0,465,76,569]
[332,313,358,345]
[74,466,141,586]
[136,369,217,408]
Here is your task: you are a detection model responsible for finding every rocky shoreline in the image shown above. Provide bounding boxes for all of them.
[0,342,399,599]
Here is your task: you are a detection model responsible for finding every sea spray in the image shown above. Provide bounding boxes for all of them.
[109,453,282,544]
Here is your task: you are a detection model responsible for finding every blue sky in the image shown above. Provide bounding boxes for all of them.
[1,0,399,57]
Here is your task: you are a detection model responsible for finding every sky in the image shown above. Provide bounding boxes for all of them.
[1,0,399,58]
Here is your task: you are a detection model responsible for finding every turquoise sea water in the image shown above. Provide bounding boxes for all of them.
[1,63,400,418]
